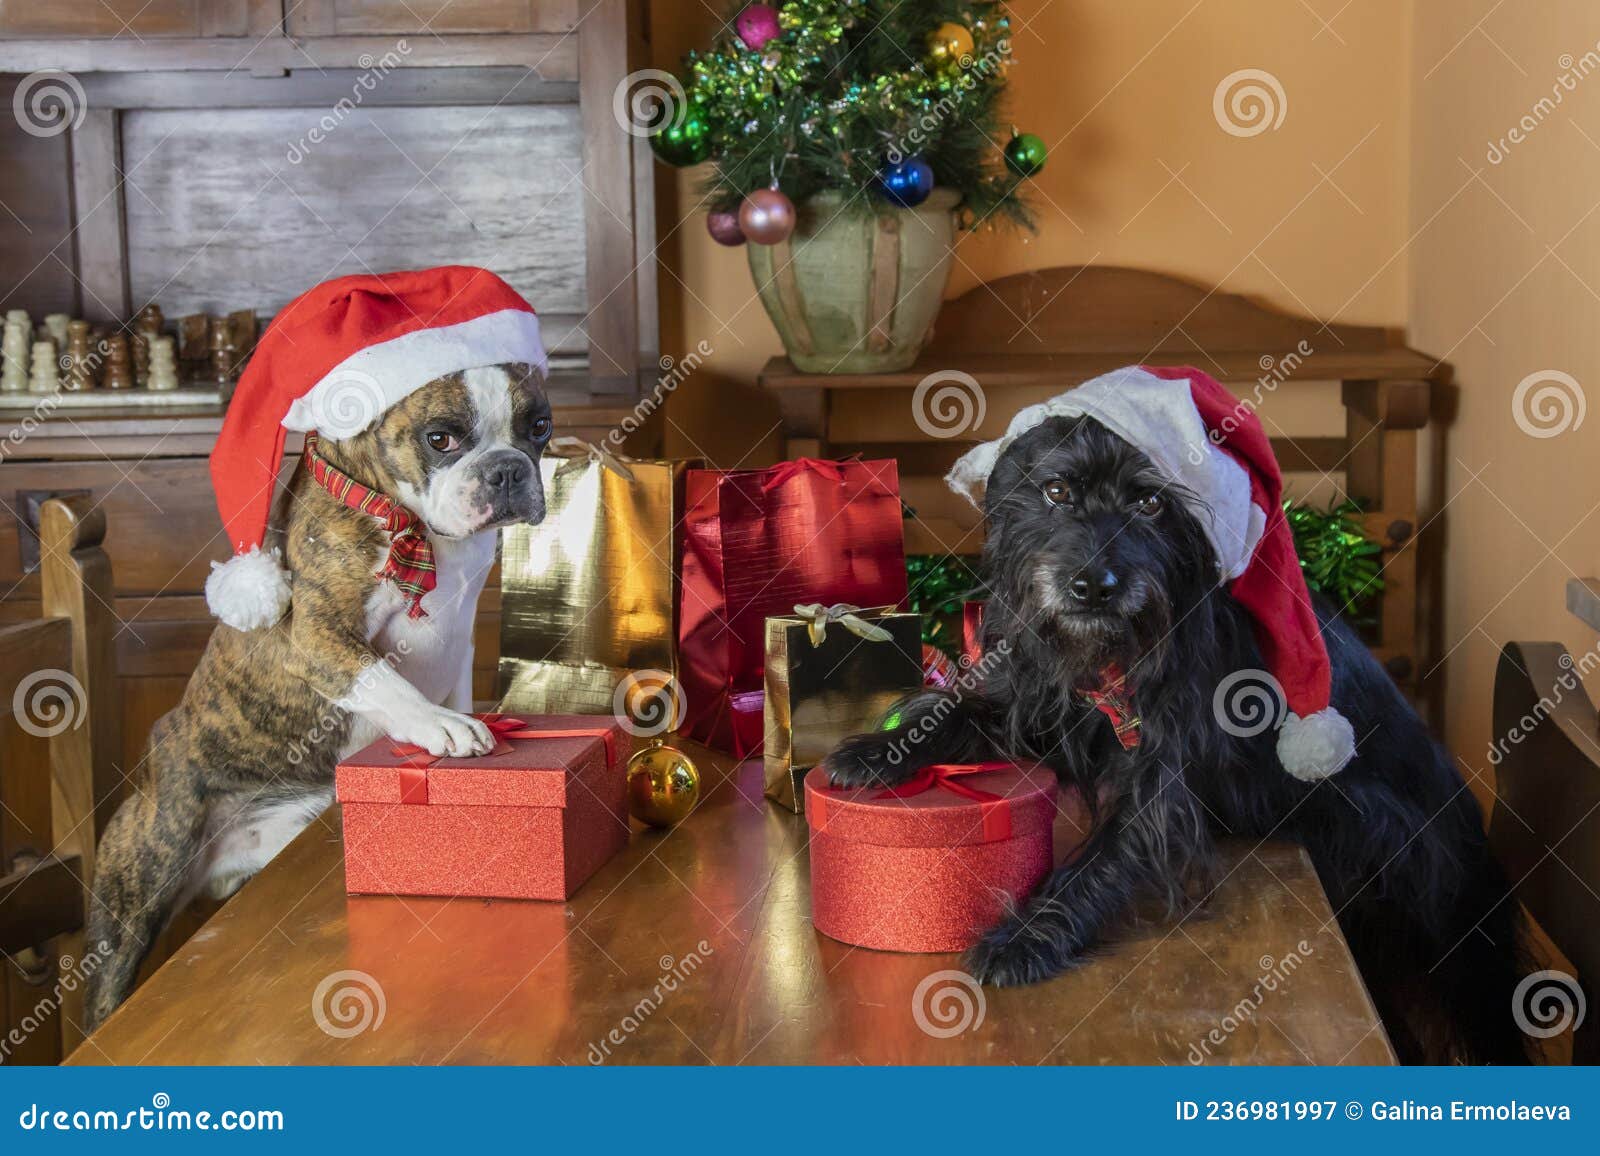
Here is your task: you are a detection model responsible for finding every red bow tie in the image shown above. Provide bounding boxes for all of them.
[1080,664,1141,751]
[304,432,436,619]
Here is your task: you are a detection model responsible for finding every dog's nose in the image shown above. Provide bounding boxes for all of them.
[1069,567,1119,607]
[483,455,531,492]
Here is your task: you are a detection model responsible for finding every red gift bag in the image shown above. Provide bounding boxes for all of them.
[678,457,907,755]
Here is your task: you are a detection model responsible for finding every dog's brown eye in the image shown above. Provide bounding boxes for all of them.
[1134,492,1164,516]
[1042,478,1072,506]
[530,416,551,440]
[425,430,459,453]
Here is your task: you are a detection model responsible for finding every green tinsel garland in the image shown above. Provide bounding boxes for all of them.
[1284,499,1384,621]
[682,0,1032,228]
[905,553,982,658]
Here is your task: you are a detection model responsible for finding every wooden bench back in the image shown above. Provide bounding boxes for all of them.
[0,495,120,1062]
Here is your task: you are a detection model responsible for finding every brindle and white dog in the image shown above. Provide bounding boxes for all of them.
[85,362,551,1028]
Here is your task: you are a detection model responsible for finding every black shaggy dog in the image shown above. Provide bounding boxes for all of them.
[826,415,1529,1064]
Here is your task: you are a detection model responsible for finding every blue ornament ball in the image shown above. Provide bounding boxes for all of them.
[878,157,934,207]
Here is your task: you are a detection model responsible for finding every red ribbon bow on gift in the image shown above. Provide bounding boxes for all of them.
[390,715,618,805]
[873,761,1019,841]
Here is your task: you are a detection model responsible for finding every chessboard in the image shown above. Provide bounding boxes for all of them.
[0,304,255,407]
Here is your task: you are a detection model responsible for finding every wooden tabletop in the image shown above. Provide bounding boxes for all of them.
[72,745,1392,1066]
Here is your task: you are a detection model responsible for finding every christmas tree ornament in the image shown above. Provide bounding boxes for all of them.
[626,738,701,827]
[926,21,975,67]
[735,4,782,51]
[738,186,796,244]
[706,208,747,246]
[648,103,712,167]
[1005,131,1048,178]
[878,156,934,206]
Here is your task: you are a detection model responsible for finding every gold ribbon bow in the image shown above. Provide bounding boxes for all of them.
[548,436,636,482]
[792,603,894,648]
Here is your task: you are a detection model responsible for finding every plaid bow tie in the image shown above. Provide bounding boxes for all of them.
[303,433,436,619]
[1081,664,1141,751]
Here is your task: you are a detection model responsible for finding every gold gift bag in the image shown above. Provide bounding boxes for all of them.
[499,439,690,717]
[763,603,924,812]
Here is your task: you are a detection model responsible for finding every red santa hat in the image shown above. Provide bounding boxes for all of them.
[206,265,546,632]
[947,364,1355,782]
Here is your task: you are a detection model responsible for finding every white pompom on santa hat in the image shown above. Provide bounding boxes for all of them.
[947,364,1356,782]
[205,265,546,633]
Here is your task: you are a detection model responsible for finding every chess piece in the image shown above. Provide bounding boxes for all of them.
[208,316,239,386]
[2,322,29,392]
[178,314,210,374]
[136,304,165,335]
[146,336,179,391]
[102,334,134,390]
[130,303,165,387]
[43,313,70,349]
[5,309,30,337]
[28,340,60,394]
[64,319,96,391]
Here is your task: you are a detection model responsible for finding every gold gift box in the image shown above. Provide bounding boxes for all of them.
[499,446,691,717]
[763,606,924,812]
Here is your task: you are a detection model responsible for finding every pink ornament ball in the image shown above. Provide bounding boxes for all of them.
[707,208,747,246]
[735,4,782,52]
[738,187,796,245]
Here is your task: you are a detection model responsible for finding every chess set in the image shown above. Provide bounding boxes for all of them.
[0,305,258,409]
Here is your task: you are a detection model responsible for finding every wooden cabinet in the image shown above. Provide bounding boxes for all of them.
[287,0,580,36]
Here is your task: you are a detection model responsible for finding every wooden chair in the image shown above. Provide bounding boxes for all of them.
[0,496,121,1064]
[1490,640,1600,1063]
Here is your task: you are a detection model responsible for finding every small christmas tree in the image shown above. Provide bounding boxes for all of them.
[651,1,1040,231]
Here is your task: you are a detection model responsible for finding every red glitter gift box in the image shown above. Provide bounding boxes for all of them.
[805,762,1059,953]
[336,714,629,901]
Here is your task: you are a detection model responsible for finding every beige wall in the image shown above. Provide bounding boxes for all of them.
[649,0,1414,461]
[647,1,1598,764]
[1409,2,1600,771]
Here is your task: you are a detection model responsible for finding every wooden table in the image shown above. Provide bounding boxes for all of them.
[72,745,1392,1066]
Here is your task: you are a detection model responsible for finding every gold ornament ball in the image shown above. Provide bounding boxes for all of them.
[927,21,975,67]
[627,739,701,827]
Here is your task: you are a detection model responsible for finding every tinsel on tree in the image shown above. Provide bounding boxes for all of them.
[905,553,983,658]
[1284,499,1384,623]
[653,1,1039,229]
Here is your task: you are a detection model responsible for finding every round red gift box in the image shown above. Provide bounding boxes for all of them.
[804,763,1059,953]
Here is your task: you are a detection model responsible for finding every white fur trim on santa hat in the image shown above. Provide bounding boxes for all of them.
[282,308,547,437]
[946,367,1264,583]
[1275,707,1356,781]
[206,546,291,632]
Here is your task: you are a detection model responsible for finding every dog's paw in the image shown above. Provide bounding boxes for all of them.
[393,707,494,758]
[963,921,1073,988]
[822,731,920,789]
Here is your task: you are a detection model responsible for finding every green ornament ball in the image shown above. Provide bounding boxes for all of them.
[649,106,712,167]
[1005,131,1048,178]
